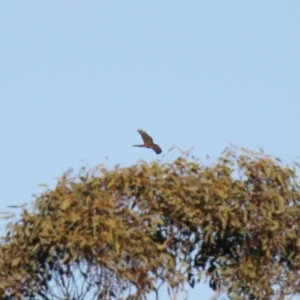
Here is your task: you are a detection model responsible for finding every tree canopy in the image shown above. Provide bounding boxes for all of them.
[1,148,300,300]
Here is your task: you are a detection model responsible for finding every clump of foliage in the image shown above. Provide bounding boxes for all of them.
[1,148,300,300]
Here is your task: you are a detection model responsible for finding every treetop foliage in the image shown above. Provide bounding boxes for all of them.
[1,147,300,300]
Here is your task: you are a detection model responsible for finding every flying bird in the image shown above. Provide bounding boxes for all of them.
[132,129,162,154]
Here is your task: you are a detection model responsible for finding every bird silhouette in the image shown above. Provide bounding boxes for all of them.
[132,129,162,154]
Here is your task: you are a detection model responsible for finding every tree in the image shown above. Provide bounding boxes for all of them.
[1,147,300,300]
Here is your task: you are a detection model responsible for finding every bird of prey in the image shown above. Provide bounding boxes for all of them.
[132,129,162,154]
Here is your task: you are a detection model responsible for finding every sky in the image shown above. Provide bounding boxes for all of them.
[0,1,300,299]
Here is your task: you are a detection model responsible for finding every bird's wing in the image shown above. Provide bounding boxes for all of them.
[138,129,153,145]
[151,144,162,154]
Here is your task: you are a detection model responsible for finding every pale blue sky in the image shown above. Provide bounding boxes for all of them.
[1,2,300,299]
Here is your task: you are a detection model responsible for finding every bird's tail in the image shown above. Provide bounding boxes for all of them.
[132,145,145,147]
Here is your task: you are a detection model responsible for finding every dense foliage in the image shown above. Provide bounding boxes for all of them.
[1,148,300,300]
